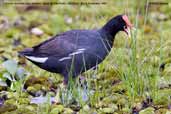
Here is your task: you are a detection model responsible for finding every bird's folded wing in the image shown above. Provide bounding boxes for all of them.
[32,34,78,57]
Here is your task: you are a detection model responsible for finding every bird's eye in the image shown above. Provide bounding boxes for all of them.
[124,26,127,29]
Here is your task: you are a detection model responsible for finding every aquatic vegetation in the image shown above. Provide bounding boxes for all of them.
[1,60,27,92]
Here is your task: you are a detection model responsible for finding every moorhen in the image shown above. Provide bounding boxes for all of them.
[19,14,133,84]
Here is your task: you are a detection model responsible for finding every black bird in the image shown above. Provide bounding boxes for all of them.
[19,15,133,84]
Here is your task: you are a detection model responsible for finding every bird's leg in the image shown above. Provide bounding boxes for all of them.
[63,73,75,88]
[63,77,68,85]
[61,71,69,85]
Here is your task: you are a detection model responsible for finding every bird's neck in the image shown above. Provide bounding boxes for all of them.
[99,21,121,42]
[102,22,119,37]
[98,28,117,43]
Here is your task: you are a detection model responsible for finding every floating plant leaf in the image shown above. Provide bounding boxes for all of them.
[3,72,12,81]
[16,67,25,80]
[2,60,18,75]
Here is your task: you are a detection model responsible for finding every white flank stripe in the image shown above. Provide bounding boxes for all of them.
[59,56,71,61]
[25,56,48,63]
[59,48,86,62]
[69,50,83,56]
[78,48,86,51]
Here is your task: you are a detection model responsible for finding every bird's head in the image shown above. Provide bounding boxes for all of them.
[102,14,133,38]
[120,15,133,37]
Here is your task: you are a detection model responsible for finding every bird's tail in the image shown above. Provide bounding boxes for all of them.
[18,48,34,57]
[18,48,48,63]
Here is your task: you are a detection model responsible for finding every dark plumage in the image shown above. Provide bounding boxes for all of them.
[19,15,133,84]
